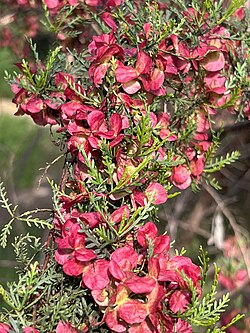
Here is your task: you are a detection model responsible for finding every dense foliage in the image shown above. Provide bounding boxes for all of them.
[0,0,249,332]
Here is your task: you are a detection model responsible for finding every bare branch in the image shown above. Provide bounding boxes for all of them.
[204,183,250,279]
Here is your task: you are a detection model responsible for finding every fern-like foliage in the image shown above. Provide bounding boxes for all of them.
[205,314,245,333]
[204,151,241,173]
[0,258,107,332]
[203,174,222,191]
[41,1,86,37]
[0,180,53,248]
[174,249,242,329]
[12,234,42,269]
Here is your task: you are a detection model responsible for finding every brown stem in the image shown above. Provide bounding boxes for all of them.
[41,232,53,271]
[59,162,70,192]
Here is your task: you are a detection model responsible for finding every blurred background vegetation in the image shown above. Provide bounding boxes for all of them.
[0,47,61,286]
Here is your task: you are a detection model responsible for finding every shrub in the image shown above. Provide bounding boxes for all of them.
[0,0,249,332]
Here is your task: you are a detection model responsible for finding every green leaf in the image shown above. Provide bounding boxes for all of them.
[204,151,240,173]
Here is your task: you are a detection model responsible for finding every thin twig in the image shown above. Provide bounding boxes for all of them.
[41,232,53,271]
[204,184,250,279]
[38,153,64,189]
[180,221,211,239]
